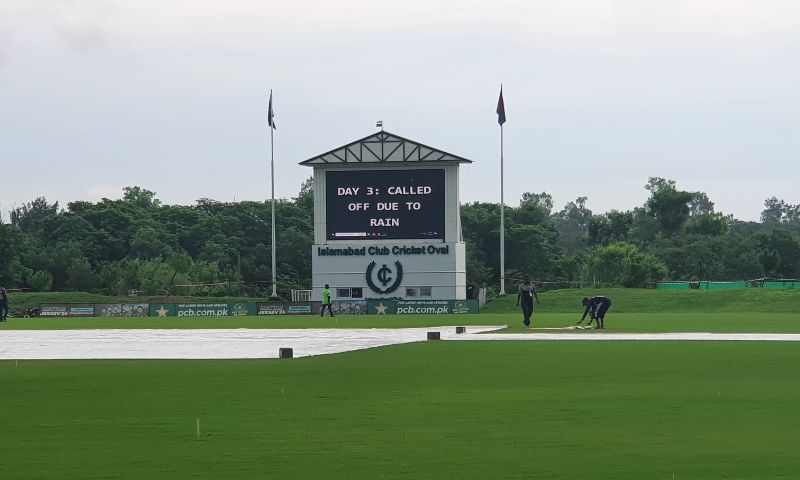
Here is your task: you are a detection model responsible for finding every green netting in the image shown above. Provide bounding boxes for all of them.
[655,282,749,290]
[701,281,749,289]
[762,281,799,289]
[655,282,691,290]
[656,280,798,290]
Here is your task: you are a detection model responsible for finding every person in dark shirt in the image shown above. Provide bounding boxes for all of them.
[578,296,611,329]
[0,287,8,322]
[515,276,540,328]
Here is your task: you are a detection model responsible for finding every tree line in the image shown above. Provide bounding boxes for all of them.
[1,178,799,297]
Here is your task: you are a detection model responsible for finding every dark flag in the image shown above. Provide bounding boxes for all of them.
[496,86,506,126]
[268,90,276,129]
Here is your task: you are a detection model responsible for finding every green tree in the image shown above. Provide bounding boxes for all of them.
[513,192,553,225]
[97,261,129,295]
[644,177,693,235]
[80,201,139,261]
[761,197,786,224]
[552,196,592,253]
[505,224,561,280]
[7,179,793,297]
[0,224,26,285]
[43,214,101,260]
[48,242,86,289]
[761,198,800,224]
[585,242,667,287]
[461,202,501,280]
[685,213,731,236]
[240,243,271,285]
[135,259,177,295]
[130,226,173,259]
[758,230,800,277]
[167,253,194,292]
[275,224,313,294]
[650,235,763,280]
[588,210,633,246]
[122,186,161,209]
[294,177,314,214]
[556,254,584,282]
[11,197,59,235]
[27,271,53,292]
[629,208,661,244]
[66,257,99,291]
[689,192,715,217]
[465,241,493,286]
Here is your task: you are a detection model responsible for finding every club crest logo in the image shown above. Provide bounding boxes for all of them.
[366,261,403,294]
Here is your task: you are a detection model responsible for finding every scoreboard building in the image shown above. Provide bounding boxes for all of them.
[300,131,472,301]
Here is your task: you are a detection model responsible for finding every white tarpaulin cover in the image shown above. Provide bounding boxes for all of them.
[2,327,799,360]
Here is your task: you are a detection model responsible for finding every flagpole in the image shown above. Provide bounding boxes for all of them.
[500,121,506,295]
[496,84,506,296]
[269,91,277,298]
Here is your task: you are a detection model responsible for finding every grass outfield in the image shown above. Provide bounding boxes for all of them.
[3,341,800,479]
[482,287,800,314]
[9,287,800,313]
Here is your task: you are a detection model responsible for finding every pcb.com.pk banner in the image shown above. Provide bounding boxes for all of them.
[39,300,477,318]
[149,303,314,317]
[366,299,479,315]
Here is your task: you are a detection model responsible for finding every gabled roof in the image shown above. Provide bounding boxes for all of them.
[299,131,472,166]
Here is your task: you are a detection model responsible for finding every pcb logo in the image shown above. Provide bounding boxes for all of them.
[366,261,403,294]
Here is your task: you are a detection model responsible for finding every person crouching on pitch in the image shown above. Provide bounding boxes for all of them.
[516,276,540,328]
[578,296,611,329]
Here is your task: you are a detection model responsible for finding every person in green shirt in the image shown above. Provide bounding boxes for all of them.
[320,284,334,317]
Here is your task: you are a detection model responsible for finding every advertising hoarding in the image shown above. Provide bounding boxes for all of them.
[366,299,479,315]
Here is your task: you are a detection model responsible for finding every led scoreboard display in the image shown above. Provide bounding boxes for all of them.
[326,169,445,240]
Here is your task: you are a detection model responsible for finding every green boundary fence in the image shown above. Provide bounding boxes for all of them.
[39,299,480,317]
[656,279,800,290]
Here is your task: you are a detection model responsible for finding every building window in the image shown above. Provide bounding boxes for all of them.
[337,288,351,298]
[405,287,432,297]
[350,287,363,298]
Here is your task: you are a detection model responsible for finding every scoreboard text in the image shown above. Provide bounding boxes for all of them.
[325,169,445,240]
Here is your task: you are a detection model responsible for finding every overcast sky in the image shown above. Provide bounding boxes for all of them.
[1,0,798,222]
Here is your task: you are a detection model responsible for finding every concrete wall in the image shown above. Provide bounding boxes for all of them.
[311,241,466,301]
